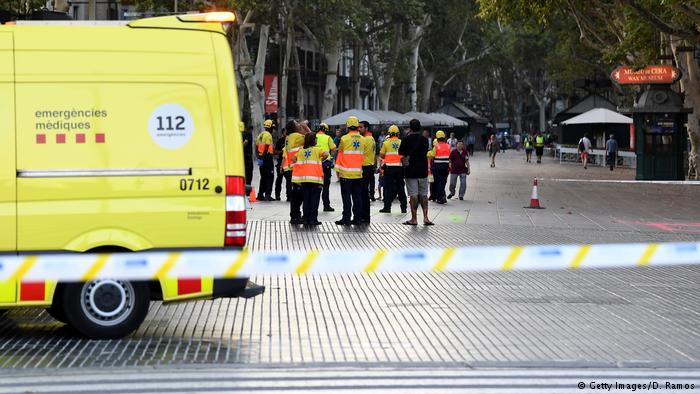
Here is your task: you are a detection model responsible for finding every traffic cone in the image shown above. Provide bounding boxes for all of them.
[524,178,545,209]
[249,188,257,203]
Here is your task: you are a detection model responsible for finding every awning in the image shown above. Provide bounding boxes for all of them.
[404,111,438,127]
[561,108,632,125]
[322,109,383,126]
[428,112,469,127]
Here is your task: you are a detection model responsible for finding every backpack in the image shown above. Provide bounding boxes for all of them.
[578,139,586,152]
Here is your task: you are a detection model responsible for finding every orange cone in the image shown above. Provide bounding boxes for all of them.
[524,178,545,209]
[249,188,257,203]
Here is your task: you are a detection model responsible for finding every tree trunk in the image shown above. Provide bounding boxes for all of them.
[407,25,424,112]
[368,27,402,111]
[352,43,362,108]
[321,40,342,119]
[419,71,436,112]
[673,40,700,179]
[538,98,546,132]
[278,21,294,130]
[292,46,305,119]
[238,24,270,161]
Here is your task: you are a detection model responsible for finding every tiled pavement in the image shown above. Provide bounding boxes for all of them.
[1,153,699,391]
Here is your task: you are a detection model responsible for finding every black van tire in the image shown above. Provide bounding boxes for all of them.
[46,305,67,323]
[61,280,150,339]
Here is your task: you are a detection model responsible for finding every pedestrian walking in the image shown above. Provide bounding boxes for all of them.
[273,128,287,200]
[256,119,274,201]
[524,134,534,163]
[360,121,376,219]
[535,131,545,164]
[241,124,254,186]
[466,133,476,156]
[399,119,433,226]
[379,124,407,214]
[428,130,450,204]
[448,141,469,200]
[447,132,458,150]
[606,134,618,171]
[315,123,336,212]
[285,119,310,224]
[487,134,498,168]
[335,116,366,226]
[291,132,328,226]
[578,133,592,169]
[514,133,521,151]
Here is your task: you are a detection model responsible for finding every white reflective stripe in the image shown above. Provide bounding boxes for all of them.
[288,147,301,154]
[335,166,362,172]
[385,163,402,167]
[226,231,246,238]
[17,168,191,178]
[385,152,399,155]
[227,223,246,230]
[295,160,322,165]
[434,159,449,163]
[292,176,323,182]
[226,196,246,211]
[342,150,363,155]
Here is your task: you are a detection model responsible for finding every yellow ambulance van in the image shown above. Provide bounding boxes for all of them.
[0,12,261,339]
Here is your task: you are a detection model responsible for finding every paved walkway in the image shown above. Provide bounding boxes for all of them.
[248,151,700,233]
[1,153,699,392]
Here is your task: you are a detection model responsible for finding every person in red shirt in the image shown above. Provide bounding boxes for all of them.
[448,141,470,200]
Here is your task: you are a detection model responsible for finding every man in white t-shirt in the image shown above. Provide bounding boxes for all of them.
[513,133,522,151]
[447,132,458,150]
[578,133,592,169]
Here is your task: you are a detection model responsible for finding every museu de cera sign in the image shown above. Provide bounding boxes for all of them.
[610,65,682,85]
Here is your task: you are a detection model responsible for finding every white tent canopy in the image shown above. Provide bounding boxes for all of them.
[404,112,469,127]
[428,112,469,127]
[404,111,438,126]
[323,109,468,128]
[561,108,632,125]
[322,109,384,126]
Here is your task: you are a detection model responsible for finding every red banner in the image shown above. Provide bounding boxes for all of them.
[611,65,681,85]
[264,74,279,114]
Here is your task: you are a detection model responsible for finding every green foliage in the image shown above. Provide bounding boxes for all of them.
[478,0,700,65]
[0,0,46,16]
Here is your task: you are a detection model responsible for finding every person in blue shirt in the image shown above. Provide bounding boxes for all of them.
[606,134,619,171]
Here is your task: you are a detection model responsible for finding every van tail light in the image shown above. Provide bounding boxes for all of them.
[225,176,246,247]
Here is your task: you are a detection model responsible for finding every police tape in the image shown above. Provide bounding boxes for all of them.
[1,242,699,282]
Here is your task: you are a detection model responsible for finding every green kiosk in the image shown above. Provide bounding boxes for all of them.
[631,85,690,180]
[612,65,690,180]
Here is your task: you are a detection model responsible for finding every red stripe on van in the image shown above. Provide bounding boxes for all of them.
[177,279,201,295]
[20,282,45,301]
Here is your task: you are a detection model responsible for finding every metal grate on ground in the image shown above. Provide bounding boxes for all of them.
[1,264,699,369]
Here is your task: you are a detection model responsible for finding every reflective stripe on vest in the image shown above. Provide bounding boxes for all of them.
[434,142,450,164]
[292,148,324,184]
[257,131,273,155]
[384,152,401,166]
[382,138,402,167]
[286,147,301,169]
